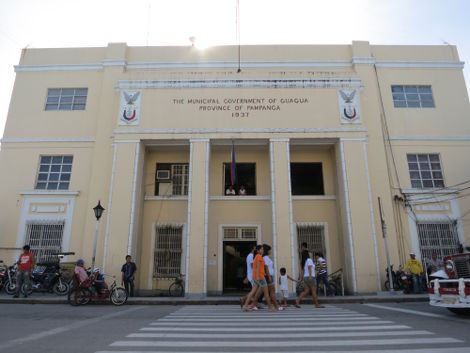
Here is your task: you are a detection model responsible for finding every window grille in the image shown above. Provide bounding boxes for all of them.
[223,227,257,240]
[296,224,326,257]
[417,222,460,262]
[154,225,183,278]
[391,85,434,108]
[35,155,73,190]
[407,154,444,189]
[45,88,88,111]
[171,164,189,196]
[25,221,64,263]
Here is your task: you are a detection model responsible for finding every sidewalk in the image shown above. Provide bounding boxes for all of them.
[0,292,429,305]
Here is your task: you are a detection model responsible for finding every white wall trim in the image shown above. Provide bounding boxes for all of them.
[389,135,470,142]
[339,140,358,293]
[403,188,461,196]
[209,195,271,201]
[144,196,189,201]
[127,142,140,256]
[362,141,382,290]
[114,139,141,144]
[286,141,297,294]
[376,61,464,69]
[117,77,363,90]
[114,127,367,135]
[1,137,95,143]
[269,140,278,292]
[13,59,464,73]
[14,64,103,72]
[20,190,79,196]
[103,143,117,273]
[185,141,194,295]
[15,197,75,262]
[202,140,210,295]
[292,195,336,201]
[217,224,262,293]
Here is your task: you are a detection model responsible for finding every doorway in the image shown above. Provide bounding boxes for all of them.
[223,241,256,293]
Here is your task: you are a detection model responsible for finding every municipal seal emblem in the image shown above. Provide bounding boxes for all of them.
[338,89,361,124]
[119,91,141,125]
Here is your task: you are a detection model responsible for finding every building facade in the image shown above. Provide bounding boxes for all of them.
[1,41,469,296]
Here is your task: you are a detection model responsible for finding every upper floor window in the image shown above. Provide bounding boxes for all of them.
[223,163,256,195]
[391,85,434,108]
[155,163,189,196]
[35,155,73,190]
[290,163,324,195]
[407,154,444,188]
[45,88,88,111]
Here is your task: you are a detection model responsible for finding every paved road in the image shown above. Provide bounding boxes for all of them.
[0,302,469,353]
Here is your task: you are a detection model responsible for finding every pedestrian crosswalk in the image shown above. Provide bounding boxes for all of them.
[95,305,470,353]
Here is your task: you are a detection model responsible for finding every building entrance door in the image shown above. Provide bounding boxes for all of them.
[223,241,256,293]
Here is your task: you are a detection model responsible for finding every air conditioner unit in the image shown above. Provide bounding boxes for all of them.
[156,170,170,180]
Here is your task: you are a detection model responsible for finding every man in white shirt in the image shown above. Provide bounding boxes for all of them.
[240,245,256,307]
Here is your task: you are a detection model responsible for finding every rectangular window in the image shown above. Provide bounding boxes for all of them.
[417,222,460,263]
[45,88,88,111]
[154,225,183,278]
[25,222,64,263]
[391,85,434,108]
[290,163,324,195]
[155,163,189,196]
[297,224,326,257]
[407,154,444,189]
[35,155,73,190]
[223,163,256,195]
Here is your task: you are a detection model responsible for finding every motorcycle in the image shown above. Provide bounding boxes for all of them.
[21,262,69,296]
[0,261,18,295]
[384,265,399,290]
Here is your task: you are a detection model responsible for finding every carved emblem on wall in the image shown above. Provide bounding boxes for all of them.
[338,89,361,124]
[119,91,141,125]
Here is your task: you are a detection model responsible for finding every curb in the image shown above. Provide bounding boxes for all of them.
[0,294,429,305]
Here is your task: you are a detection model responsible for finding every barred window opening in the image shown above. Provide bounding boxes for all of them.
[417,221,460,263]
[154,225,183,278]
[296,224,326,259]
[25,222,64,263]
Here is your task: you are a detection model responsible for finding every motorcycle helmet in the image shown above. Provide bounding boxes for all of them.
[76,258,84,265]
[93,267,100,273]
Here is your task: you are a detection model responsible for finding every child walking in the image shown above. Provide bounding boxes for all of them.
[279,267,298,307]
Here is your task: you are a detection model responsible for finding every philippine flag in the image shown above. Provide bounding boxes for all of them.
[230,144,237,186]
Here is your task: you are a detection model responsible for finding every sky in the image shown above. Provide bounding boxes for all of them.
[1,0,469,140]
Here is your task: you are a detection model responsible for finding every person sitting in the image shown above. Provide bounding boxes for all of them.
[92,267,108,294]
[74,259,89,286]
[225,184,236,195]
[427,252,443,275]
[238,185,247,195]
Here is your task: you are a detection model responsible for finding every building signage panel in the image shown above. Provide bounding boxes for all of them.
[119,91,141,125]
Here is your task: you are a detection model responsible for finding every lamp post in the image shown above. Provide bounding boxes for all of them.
[91,200,105,274]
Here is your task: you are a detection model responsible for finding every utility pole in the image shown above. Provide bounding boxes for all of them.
[378,197,394,292]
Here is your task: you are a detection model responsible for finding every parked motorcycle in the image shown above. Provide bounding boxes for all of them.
[384,265,412,293]
[21,262,69,296]
[384,265,399,290]
[0,261,17,295]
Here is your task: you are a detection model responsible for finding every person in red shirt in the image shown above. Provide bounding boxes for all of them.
[14,245,34,298]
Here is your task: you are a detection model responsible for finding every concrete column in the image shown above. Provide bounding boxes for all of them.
[185,138,210,297]
[336,138,381,293]
[269,138,296,294]
[104,140,144,277]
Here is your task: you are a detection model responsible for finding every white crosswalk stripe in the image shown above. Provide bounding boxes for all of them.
[96,305,469,353]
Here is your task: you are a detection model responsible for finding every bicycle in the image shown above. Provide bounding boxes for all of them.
[68,274,127,306]
[168,274,185,297]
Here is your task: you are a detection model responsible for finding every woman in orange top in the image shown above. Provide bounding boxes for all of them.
[242,244,274,312]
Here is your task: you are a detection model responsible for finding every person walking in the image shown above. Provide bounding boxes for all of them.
[121,255,137,297]
[261,244,282,311]
[295,249,323,308]
[242,245,275,312]
[279,267,298,307]
[14,245,34,298]
[315,252,333,296]
[240,245,256,307]
[404,252,424,294]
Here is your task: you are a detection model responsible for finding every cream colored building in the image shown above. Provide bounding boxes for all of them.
[1,41,469,296]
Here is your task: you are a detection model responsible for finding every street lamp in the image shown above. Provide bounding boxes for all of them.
[91,200,105,274]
